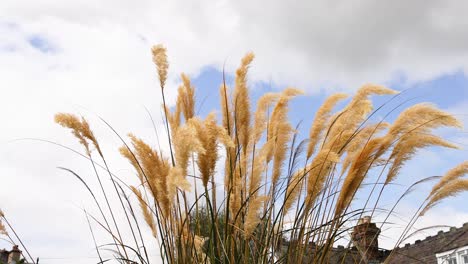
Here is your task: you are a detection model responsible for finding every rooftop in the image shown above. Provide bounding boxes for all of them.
[387,222,468,264]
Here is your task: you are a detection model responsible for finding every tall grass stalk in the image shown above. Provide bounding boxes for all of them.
[51,45,468,264]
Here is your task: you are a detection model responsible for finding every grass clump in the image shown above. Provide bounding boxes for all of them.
[52,44,467,264]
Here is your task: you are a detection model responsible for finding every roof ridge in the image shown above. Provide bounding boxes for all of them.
[398,222,468,249]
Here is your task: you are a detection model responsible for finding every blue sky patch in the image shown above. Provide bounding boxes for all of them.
[28,35,56,53]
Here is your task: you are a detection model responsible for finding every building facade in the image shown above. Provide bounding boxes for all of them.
[281,217,468,264]
[0,245,21,264]
[389,223,468,264]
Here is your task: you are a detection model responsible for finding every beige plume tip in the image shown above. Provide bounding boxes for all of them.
[151,44,169,89]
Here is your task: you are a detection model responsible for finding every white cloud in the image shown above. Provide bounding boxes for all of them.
[2,0,468,90]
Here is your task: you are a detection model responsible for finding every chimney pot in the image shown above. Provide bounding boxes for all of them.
[352,217,380,262]
[7,245,21,263]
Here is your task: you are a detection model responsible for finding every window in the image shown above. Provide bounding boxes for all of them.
[436,246,468,264]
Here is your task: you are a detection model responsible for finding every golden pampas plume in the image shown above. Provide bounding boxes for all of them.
[152,44,169,90]
[55,113,102,156]
[430,161,468,196]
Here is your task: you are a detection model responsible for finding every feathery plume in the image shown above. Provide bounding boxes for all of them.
[350,84,397,105]
[124,134,172,214]
[389,103,462,137]
[284,165,308,214]
[245,141,274,222]
[249,141,274,197]
[191,114,220,187]
[127,134,168,180]
[267,88,304,146]
[305,149,340,207]
[233,52,254,154]
[268,88,303,185]
[385,134,458,185]
[430,161,468,196]
[167,166,191,203]
[216,125,235,148]
[152,44,169,90]
[229,163,242,217]
[180,73,195,121]
[119,146,145,184]
[220,84,233,135]
[335,138,381,215]
[382,107,461,184]
[224,145,237,190]
[131,186,158,237]
[345,123,389,154]
[79,117,102,156]
[306,93,348,159]
[421,179,468,216]
[341,123,389,174]
[325,85,396,153]
[55,113,101,156]
[173,123,205,176]
[55,113,89,154]
[167,97,182,134]
[244,196,267,237]
[252,92,279,144]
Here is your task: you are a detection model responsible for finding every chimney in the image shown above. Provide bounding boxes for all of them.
[351,216,381,263]
[8,245,21,264]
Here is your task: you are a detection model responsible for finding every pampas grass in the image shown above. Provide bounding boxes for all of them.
[430,161,468,196]
[48,44,467,264]
[420,161,468,216]
[421,179,468,216]
[306,93,348,160]
[152,44,169,90]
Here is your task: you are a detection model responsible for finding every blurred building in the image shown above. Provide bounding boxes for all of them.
[281,217,468,264]
[0,245,21,264]
[389,222,468,264]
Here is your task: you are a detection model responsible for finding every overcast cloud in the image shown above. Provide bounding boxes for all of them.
[3,0,468,89]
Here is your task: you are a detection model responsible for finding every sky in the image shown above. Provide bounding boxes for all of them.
[0,0,467,263]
